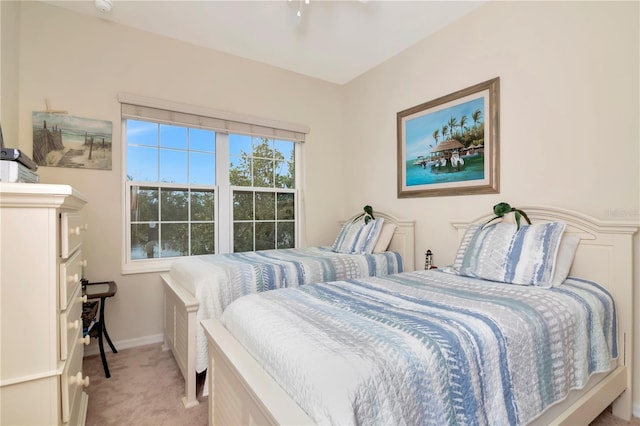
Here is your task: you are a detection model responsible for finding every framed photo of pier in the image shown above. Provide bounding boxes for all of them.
[397,77,500,198]
[32,112,112,170]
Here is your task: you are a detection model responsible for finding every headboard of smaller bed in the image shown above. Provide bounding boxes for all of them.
[341,211,416,271]
[452,205,638,421]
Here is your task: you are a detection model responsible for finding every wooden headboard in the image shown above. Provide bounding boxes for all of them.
[341,211,416,271]
[452,205,638,422]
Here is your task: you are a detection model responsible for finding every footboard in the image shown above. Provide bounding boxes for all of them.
[202,318,314,425]
[161,273,200,408]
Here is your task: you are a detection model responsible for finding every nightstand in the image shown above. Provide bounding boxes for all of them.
[83,281,118,378]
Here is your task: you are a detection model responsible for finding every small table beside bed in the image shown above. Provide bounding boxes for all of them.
[202,205,637,425]
[160,211,416,408]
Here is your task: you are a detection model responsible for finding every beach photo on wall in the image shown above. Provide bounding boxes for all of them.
[397,77,500,198]
[32,112,112,170]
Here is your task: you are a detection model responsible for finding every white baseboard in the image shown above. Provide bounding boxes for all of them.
[83,333,164,357]
[634,403,640,419]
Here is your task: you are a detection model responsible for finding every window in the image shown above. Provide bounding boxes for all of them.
[127,121,216,261]
[120,96,307,273]
[229,135,295,252]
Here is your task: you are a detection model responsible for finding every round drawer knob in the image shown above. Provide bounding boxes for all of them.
[70,372,90,387]
[68,320,80,330]
[81,335,91,345]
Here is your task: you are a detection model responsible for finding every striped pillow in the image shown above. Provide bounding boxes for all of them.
[454,221,566,286]
[333,218,385,254]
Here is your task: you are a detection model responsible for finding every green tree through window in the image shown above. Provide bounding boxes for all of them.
[127,119,216,260]
[229,137,295,252]
[126,119,297,265]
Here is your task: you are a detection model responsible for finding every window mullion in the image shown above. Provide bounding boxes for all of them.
[157,184,162,258]
[217,133,231,253]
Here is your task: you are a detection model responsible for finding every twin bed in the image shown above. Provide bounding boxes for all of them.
[160,211,416,408]
[199,206,636,425]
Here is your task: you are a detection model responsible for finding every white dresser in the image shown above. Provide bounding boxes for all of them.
[0,183,90,425]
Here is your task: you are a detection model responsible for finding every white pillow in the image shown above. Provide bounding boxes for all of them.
[454,221,566,286]
[550,234,580,286]
[373,223,396,253]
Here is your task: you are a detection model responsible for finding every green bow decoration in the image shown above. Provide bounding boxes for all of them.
[483,202,531,230]
[353,205,375,224]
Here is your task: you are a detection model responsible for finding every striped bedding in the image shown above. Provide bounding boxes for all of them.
[221,269,617,425]
[169,246,403,372]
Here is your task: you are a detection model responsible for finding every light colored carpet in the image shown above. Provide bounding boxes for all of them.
[84,344,207,425]
[83,344,639,425]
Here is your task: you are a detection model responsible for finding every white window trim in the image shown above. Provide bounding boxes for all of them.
[119,95,309,275]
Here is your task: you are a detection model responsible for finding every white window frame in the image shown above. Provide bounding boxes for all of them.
[119,93,308,274]
[124,181,220,271]
[228,186,297,252]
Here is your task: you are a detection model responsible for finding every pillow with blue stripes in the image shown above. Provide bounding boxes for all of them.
[451,221,566,286]
[332,217,386,254]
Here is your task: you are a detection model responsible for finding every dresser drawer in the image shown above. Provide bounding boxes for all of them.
[60,213,86,259]
[59,249,84,311]
[60,336,88,425]
[59,285,84,361]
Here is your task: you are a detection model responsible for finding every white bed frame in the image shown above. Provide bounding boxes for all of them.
[160,211,415,408]
[201,206,637,425]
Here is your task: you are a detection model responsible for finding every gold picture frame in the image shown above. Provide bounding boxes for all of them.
[397,77,500,198]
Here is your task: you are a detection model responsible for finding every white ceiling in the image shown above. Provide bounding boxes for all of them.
[41,0,485,85]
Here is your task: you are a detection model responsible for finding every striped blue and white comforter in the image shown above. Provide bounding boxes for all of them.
[170,246,402,372]
[221,269,617,425]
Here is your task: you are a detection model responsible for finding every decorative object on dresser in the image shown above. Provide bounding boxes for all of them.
[0,160,40,183]
[0,147,40,183]
[83,281,118,378]
[1,147,39,170]
[0,182,90,425]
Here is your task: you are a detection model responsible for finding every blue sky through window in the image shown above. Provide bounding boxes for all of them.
[127,120,216,184]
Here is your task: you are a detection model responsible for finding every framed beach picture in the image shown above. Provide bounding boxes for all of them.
[397,77,500,198]
[32,112,112,170]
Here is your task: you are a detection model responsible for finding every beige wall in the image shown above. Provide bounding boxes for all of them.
[4,0,639,415]
[10,1,346,348]
[0,0,20,140]
[342,0,639,414]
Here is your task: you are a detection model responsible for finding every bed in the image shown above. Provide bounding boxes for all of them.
[160,211,415,408]
[201,206,637,425]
